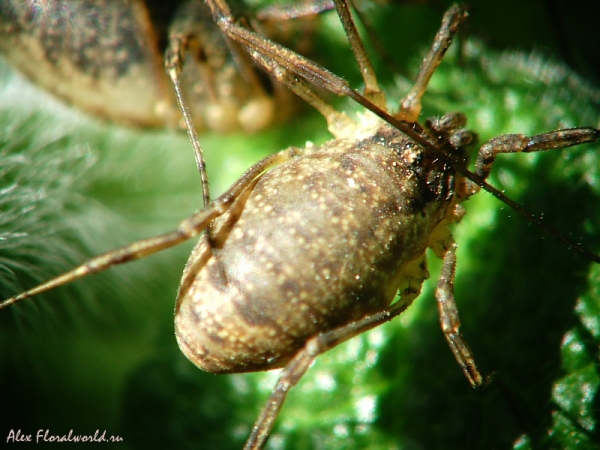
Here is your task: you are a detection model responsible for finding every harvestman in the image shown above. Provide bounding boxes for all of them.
[2,1,599,448]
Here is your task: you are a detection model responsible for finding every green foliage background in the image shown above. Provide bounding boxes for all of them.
[1,1,599,449]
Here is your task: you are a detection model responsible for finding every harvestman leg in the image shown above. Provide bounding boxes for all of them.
[164,3,313,205]
[204,0,389,123]
[476,129,600,180]
[397,5,468,122]
[4,0,346,308]
[332,0,385,107]
[244,259,429,450]
[435,241,486,388]
[0,146,305,310]
[429,131,600,391]
[165,35,212,207]
[436,128,600,386]
[205,0,468,137]
[205,2,486,449]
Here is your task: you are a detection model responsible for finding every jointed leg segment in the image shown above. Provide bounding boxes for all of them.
[165,35,211,207]
[206,0,355,99]
[0,146,304,311]
[331,0,385,108]
[476,128,600,179]
[244,271,427,450]
[436,242,486,388]
[398,5,468,122]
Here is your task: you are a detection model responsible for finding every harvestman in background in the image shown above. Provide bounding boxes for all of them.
[2,1,599,449]
[0,0,325,132]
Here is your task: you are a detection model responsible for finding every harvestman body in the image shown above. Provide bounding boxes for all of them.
[2,1,599,448]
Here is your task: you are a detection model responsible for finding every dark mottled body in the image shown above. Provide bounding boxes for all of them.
[0,0,300,130]
[0,0,177,126]
[175,121,458,373]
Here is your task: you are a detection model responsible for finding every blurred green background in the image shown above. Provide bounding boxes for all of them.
[1,1,599,449]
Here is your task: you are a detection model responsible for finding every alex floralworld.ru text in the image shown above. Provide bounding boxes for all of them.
[6,429,123,443]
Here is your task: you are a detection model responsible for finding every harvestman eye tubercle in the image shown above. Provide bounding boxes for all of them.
[2,1,599,449]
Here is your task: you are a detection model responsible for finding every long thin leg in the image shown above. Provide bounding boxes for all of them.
[245,304,417,449]
[467,127,600,264]
[244,258,428,449]
[249,51,355,138]
[204,0,443,156]
[204,0,387,137]
[475,128,600,179]
[208,0,386,109]
[332,0,385,107]
[165,35,211,207]
[205,0,366,104]
[397,4,468,122]
[0,146,304,310]
[436,241,486,388]
[203,0,469,158]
